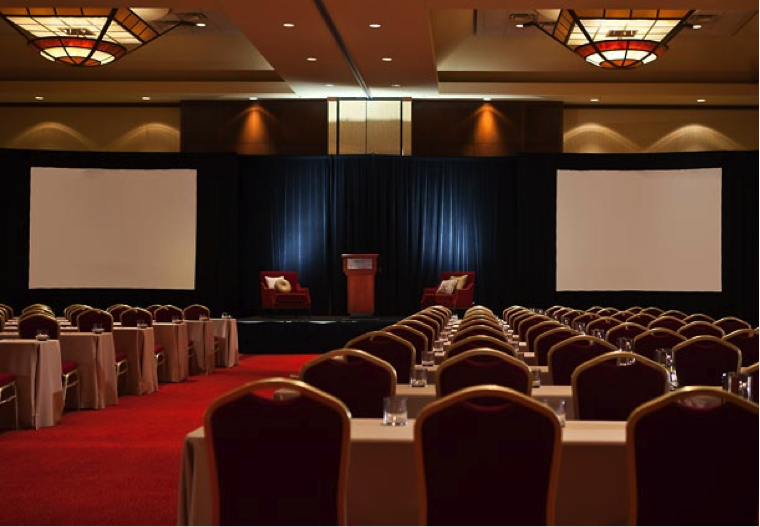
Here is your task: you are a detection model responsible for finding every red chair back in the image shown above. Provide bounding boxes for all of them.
[714,316,751,334]
[548,336,617,385]
[723,329,759,367]
[183,304,211,320]
[647,316,686,331]
[76,309,114,332]
[18,313,60,339]
[632,328,686,361]
[446,335,516,360]
[345,331,415,383]
[677,321,724,339]
[534,327,577,366]
[437,349,533,397]
[605,322,648,347]
[120,308,154,327]
[673,336,741,386]
[384,324,428,364]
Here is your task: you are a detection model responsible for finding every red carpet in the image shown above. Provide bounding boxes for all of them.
[0,354,317,526]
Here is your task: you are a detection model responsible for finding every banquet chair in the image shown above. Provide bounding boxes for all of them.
[714,316,751,334]
[398,318,436,350]
[204,378,350,526]
[626,306,644,314]
[595,307,618,317]
[445,334,517,360]
[610,310,634,322]
[259,271,312,314]
[106,304,131,322]
[559,309,584,326]
[154,304,184,322]
[723,328,759,367]
[683,312,715,323]
[0,311,4,332]
[548,335,617,385]
[420,271,475,310]
[647,316,686,332]
[585,316,623,337]
[632,328,686,361]
[415,385,562,525]
[672,336,741,387]
[0,303,14,320]
[605,322,648,347]
[510,311,536,335]
[345,331,416,384]
[299,348,396,418]
[660,309,688,320]
[61,359,81,412]
[18,312,60,339]
[640,307,664,317]
[145,304,162,315]
[457,317,503,336]
[524,320,563,355]
[76,308,114,332]
[572,352,669,421]
[21,303,54,317]
[743,362,759,403]
[67,305,91,327]
[407,313,442,338]
[183,304,211,320]
[436,349,533,398]
[572,311,599,326]
[450,324,508,344]
[0,372,19,430]
[626,387,758,526]
[515,314,553,340]
[534,327,578,366]
[677,321,724,339]
[384,324,428,365]
[503,305,528,322]
[626,313,657,327]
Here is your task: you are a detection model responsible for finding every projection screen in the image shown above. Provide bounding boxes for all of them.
[30,167,197,289]
[556,168,722,292]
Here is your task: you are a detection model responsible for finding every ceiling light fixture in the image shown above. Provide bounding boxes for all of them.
[381,57,393,62]
[283,23,294,28]
[533,9,694,69]
[0,7,182,67]
[249,96,258,101]
[306,56,317,62]
[369,23,381,28]
[195,22,206,28]
[697,98,706,103]
[141,96,151,101]
[34,96,44,100]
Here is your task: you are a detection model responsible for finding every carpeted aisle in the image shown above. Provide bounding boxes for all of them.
[0,354,317,526]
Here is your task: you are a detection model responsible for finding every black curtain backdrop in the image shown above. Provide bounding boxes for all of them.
[0,148,756,324]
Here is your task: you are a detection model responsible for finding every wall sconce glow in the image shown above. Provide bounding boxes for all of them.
[0,7,182,67]
[533,9,694,69]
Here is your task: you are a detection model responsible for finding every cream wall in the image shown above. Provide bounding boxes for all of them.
[0,107,180,152]
[564,108,759,154]
[1,105,757,155]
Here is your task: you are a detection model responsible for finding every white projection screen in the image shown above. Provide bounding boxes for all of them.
[556,168,722,292]
[30,167,197,289]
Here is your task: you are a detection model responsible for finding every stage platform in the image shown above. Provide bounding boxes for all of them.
[237,316,402,354]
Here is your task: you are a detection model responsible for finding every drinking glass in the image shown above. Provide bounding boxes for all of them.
[532,368,541,388]
[422,349,435,368]
[545,399,566,427]
[722,371,751,400]
[591,328,606,340]
[617,337,633,353]
[92,322,103,334]
[382,396,408,426]
[36,328,48,340]
[411,365,427,387]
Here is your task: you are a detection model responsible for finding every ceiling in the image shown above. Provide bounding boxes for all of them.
[0,0,757,106]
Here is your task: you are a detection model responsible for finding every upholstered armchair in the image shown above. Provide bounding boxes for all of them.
[260,271,311,314]
[420,271,475,310]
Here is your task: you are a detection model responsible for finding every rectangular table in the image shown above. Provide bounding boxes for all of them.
[396,384,575,419]
[0,339,63,428]
[178,419,628,526]
[185,320,216,374]
[153,322,189,382]
[59,332,118,409]
[211,318,239,368]
[112,327,159,395]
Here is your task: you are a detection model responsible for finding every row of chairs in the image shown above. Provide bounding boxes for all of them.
[203,379,758,526]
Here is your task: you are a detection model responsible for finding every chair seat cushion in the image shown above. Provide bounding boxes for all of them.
[154,343,164,354]
[274,293,309,307]
[0,372,16,385]
[115,351,128,363]
[61,360,78,374]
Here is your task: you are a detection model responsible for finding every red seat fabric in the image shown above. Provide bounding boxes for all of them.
[114,352,128,363]
[345,331,415,384]
[672,336,741,386]
[723,329,759,367]
[437,349,533,398]
[61,360,78,374]
[548,336,617,385]
[0,372,16,385]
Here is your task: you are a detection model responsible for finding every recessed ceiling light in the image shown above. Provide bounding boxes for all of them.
[381,57,393,62]
[306,56,318,62]
[34,96,44,100]
[195,22,206,27]
[590,97,600,102]
[141,96,151,101]
[697,98,706,103]
[283,23,295,28]
[369,23,381,28]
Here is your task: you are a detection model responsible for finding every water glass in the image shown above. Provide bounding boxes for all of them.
[382,396,408,426]
[221,311,230,319]
[422,349,435,367]
[722,371,751,400]
[591,328,606,340]
[574,321,587,335]
[172,316,181,324]
[655,348,673,369]
[92,322,103,334]
[36,328,49,341]
[411,365,427,387]
[532,368,541,388]
[545,399,566,427]
[137,319,147,329]
[617,337,633,353]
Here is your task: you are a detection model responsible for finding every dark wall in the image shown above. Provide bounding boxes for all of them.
[412,100,563,156]
[180,100,328,155]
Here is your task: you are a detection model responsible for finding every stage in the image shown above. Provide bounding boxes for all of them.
[237,316,402,354]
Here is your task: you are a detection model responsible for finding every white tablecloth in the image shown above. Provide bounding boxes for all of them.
[211,318,239,367]
[177,419,627,526]
[153,323,189,382]
[112,327,158,395]
[0,339,63,428]
[59,332,118,409]
[185,320,216,374]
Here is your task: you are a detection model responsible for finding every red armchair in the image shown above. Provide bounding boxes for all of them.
[420,271,475,310]
[260,271,311,314]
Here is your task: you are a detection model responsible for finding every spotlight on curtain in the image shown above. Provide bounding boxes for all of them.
[533,9,694,69]
[0,7,179,67]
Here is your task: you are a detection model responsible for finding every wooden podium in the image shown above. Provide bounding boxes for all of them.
[342,254,378,316]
